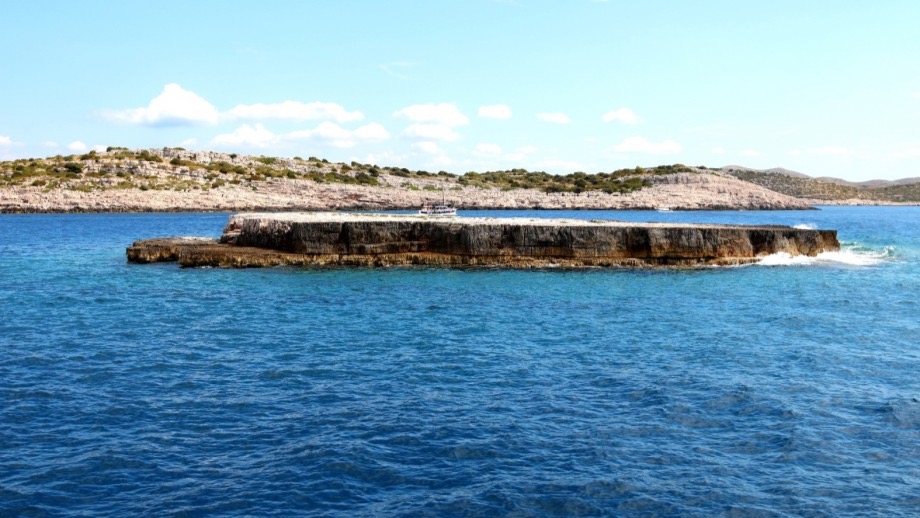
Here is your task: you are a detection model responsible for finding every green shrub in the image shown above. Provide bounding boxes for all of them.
[63,162,83,174]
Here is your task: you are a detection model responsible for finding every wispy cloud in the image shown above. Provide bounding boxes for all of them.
[396,103,469,142]
[401,124,461,142]
[601,108,639,124]
[413,142,443,154]
[478,104,512,119]
[211,124,278,148]
[537,112,571,124]
[290,122,389,148]
[379,61,415,80]
[474,143,502,155]
[225,101,364,123]
[0,135,11,146]
[612,136,681,154]
[395,103,469,126]
[67,141,87,151]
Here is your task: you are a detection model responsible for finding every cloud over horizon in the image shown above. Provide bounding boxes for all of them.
[103,83,220,126]
[396,103,469,142]
[212,122,390,149]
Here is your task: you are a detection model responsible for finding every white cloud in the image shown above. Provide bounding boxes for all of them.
[93,145,107,153]
[475,143,502,155]
[288,122,390,148]
[0,135,11,146]
[67,141,87,151]
[537,112,571,124]
[379,61,415,80]
[711,147,726,154]
[104,83,219,126]
[394,103,469,126]
[602,108,639,124]
[402,123,461,141]
[211,123,278,148]
[478,104,512,119]
[807,146,852,157]
[225,101,364,123]
[212,121,389,150]
[353,123,390,141]
[613,136,681,154]
[413,142,443,154]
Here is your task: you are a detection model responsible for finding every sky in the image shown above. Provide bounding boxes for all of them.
[1,1,919,181]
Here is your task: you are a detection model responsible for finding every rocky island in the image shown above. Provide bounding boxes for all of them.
[127,212,840,268]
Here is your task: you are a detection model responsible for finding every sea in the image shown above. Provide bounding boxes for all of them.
[1,207,917,517]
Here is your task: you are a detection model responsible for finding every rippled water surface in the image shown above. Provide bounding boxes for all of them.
[1,208,918,516]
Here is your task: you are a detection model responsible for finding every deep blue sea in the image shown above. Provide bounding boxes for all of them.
[1,207,918,517]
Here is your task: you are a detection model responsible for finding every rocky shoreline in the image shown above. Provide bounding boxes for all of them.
[6,148,916,213]
[127,212,840,268]
[1,148,818,212]
[1,171,816,213]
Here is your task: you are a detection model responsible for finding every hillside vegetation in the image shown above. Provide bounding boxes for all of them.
[0,147,684,196]
[1,148,917,207]
[724,169,920,202]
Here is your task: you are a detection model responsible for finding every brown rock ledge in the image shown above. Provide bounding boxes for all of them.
[126,212,840,268]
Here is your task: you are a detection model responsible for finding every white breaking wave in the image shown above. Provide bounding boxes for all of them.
[793,223,817,229]
[757,244,894,267]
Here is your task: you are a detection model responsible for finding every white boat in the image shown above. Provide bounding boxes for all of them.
[418,203,457,216]
[656,207,672,212]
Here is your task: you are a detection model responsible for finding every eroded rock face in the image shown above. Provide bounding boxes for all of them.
[126,212,840,268]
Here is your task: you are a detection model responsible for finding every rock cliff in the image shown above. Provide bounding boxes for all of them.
[127,212,840,268]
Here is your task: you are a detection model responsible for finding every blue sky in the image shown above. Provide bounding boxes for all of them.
[2,1,919,181]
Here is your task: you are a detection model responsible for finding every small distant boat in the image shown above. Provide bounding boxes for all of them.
[419,191,457,216]
[418,203,457,216]
[656,207,672,212]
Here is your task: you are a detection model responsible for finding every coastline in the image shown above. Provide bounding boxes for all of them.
[4,148,916,214]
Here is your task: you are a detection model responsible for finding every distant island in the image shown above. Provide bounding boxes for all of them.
[1,147,918,213]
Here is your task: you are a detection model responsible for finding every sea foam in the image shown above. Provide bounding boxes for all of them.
[758,243,893,267]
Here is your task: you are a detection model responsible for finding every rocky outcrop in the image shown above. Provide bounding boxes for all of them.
[127,212,840,268]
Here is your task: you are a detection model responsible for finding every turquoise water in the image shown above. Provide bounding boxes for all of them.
[1,207,918,516]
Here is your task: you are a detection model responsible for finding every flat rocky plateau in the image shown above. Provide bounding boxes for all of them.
[127,212,840,268]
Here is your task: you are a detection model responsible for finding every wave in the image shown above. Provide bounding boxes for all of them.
[793,223,817,230]
[757,243,894,267]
